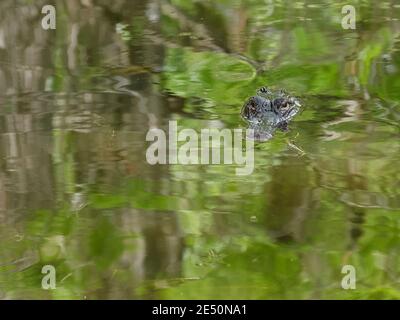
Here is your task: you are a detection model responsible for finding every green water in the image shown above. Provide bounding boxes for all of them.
[0,0,399,299]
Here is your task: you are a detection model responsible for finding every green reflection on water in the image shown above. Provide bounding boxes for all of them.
[0,0,399,299]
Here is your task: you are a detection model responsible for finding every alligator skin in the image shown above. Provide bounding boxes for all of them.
[241,87,301,141]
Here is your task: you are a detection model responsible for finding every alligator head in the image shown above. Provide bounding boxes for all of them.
[241,87,301,141]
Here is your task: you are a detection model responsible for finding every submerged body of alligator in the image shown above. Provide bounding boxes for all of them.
[241,87,301,141]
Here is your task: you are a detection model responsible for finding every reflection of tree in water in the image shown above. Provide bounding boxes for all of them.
[263,156,319,243]
[0,0,186,298]
[345,160,367,251]
[0,0,399,299]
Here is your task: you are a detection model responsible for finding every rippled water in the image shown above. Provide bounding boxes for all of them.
[0,0,399,299]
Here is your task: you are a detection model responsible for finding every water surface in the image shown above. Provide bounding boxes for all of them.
[0,0,399,299]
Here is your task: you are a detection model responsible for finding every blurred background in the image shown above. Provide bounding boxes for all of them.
[0,0,399,299]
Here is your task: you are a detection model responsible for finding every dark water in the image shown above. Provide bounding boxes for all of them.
[0,0,399,299]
